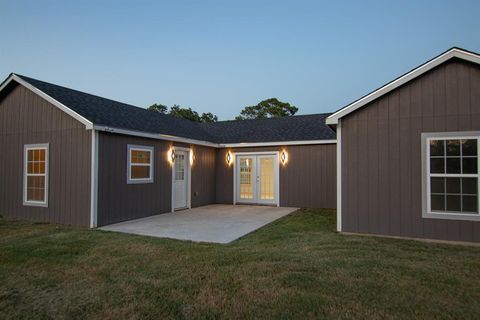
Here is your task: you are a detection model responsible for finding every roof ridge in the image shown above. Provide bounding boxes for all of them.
[205,112,332,125]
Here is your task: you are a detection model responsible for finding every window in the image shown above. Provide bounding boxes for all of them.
[423,132,480,221]
[24,144,49,206]
[127,145,154,183]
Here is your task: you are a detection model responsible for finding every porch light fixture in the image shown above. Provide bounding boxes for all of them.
[168,147,175,164]
[226,151,232,166]
[280,150,288,165]
[190,150,195,165]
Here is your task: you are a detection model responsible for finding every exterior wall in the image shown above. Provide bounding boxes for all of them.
[0,84,91,226]
[191,145,216,207]
[341,59,480,242]
[97,133,216,226]
[216,144,336,208]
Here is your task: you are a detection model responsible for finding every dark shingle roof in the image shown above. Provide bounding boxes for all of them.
[201,114,335,143]
[13,74,335,144]
[15,74,216,142]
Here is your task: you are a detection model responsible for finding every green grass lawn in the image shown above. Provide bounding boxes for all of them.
[1,209,479,319]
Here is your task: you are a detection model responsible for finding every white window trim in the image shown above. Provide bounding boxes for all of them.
[127,145,154,184]
[23,143,49,207]
[422,132,480,221]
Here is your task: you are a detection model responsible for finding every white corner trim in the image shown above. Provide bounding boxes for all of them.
[336,120,342,232]
[90,130,99,228]
[3,74,94,129]
[221,139,336,148]
[326,48,480,125]
[93,125,219,148]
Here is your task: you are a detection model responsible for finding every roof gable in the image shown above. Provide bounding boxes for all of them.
[326,47,480,125]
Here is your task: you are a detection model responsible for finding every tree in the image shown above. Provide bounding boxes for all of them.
[200,112,218,123]
[235,98,298,120]
[147,103,168,113]
[148,103,218,123]
[169,105,202,122]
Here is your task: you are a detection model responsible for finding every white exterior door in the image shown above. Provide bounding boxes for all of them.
[174,151,188,209]
[256,155,277,205]
[237,155,257,203]
[236,154,278,205]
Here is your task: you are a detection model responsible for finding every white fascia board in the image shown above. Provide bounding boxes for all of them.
[220,139,336,148]
[93,125,220,147]
[326,48,480,125]
[8,74,94,129]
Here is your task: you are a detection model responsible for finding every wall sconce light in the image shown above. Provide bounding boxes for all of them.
[168,147,175,164]
[280,150,288,165]
[190,151,195,165]
[226,151,232,166]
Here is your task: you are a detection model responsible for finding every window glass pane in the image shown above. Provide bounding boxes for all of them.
[462,139,477,156]
[27,163,33,174]
[34,149,40,161]
[446,178,460,194]
[462,178,477,195]
[431,195,445,211]
[446,195,461,212]
[33,162,40,174]
[446,158,461,174]
[430,158,444,173]
[430,140,444,156]
[131,165,150,179]
[39,149,46,161]
[446,140,461,156]
[131,150,151,164]
[430,177,444,194]
[462,195,478,213]
[39,162,45,174]
[462,158,477,174]
[26,176,45,202]
[27,188,34,201]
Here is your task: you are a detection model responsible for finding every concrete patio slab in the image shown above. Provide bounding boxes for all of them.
[99,204,297,243]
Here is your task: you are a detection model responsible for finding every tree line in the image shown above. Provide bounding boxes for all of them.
[147,98,298,122]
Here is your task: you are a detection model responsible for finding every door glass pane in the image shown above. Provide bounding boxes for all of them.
[259,157,274,200]
[175,154,185,181]
[239,158,253,199]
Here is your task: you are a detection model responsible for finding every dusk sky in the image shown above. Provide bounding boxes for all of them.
[1,0,479,120]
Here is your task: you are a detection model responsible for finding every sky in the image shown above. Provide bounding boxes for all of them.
[1,1,479,120]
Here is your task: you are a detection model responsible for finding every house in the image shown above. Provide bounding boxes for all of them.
[0,74,336,227]
[327,47,480,243]
[1,47,479,243]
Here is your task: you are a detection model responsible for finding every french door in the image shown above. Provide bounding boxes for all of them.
[236,154,278,205]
